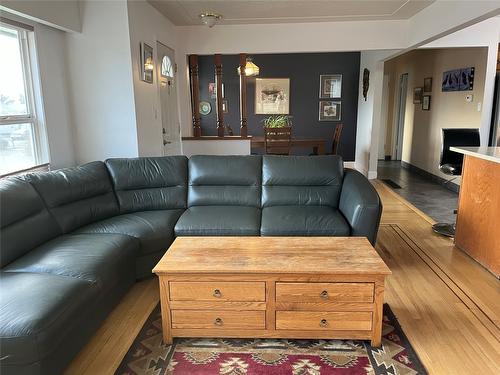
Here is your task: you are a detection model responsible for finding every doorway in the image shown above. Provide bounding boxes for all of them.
[394,73,408,160]
[156,42,181,155]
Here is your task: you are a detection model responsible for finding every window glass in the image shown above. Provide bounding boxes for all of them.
[0,123,35,174]
[161,55,174,78]
[0,25,28,116]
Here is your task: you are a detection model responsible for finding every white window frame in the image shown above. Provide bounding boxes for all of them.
[0,19,49,175]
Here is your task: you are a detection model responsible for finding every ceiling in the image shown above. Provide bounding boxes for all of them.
[147,0,435,26]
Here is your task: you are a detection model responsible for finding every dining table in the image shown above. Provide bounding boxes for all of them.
[251,136,327,155]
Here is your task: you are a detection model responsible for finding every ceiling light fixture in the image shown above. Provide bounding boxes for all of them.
[199,12,222,28]
[237,57,260,77]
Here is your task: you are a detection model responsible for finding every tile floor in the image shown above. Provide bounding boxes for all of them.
[377,160,458,223]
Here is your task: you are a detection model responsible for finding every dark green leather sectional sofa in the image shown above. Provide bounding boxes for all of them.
[0,155,382,375]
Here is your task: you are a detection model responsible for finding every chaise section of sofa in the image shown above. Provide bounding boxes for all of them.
[0,176,137,375]
[174,155,262,236]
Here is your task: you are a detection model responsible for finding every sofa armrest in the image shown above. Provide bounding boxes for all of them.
[339,169,382,245]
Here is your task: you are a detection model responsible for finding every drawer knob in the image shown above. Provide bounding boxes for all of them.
[214,317,223,326]
[320,319,328,327]
[320,290,329,299]
[213,289,222,298]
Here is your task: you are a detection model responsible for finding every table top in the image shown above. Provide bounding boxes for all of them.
[153,237,391,275]
[450,147,500,164]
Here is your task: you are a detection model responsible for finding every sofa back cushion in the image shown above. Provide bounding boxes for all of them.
[105,156,188,213]
[188,155,262,207]
[25,162,119,233]
[262,155,344,207]
[0,177,61,267]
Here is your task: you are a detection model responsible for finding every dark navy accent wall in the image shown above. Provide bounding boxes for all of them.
[197,52,360,161]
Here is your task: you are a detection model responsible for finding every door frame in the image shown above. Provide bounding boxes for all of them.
[392,73,408,160]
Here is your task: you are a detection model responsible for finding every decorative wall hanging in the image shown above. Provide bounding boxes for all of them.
[424,77,432,93]
[319,100,341,121]
[413,87,423,104]
[422,95,431,111]
[255,78,290,115]
[140,42,154,83]
[319,74,342,98]
[362,68,370,101]
[442,67,474,91]
[199,101,211,115]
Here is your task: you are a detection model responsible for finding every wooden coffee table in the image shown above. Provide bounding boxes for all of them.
[153,237,391,347]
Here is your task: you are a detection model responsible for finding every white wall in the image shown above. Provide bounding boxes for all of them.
[420,17,500,145]
[356,50,397,178]
[35,23,76,168]
[65,0,138,163]
[126,0,181,156]
[182,139,251,157]
[0,0,81,32]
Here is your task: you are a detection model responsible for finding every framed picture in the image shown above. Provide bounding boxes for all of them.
[442,69,460,91]
[413,87,423,104]
[424,77,432,93]
[209,83,225,99]
[320,74,342,98]
[140,42,153,83]
[319,100,341,121]
[255,78,290,114]
[422,95,431,111]
[222,100,229,114]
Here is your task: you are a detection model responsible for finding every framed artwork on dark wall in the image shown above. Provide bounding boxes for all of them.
[319,100,341,121]
[319,74,342,98]
[255,78,290,114]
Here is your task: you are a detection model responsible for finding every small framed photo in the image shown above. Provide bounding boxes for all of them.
[413,87,423,104]
[222,100,229,113]
[319,100,341,121]
[140,42,154,83]
[422,95,431,111]
[209,83,225,99]
[424,77,432,93]
[320,74,342,98]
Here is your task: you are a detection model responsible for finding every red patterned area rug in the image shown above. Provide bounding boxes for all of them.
[116,304,427,374]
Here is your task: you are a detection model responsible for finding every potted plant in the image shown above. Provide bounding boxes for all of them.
[262,115,293,128]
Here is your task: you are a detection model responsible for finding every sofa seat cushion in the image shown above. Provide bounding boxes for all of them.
[75,210,184,256]
[261,206,350,236]
[175,206,261,236]
[0,271,98,366]
[3,234,138,291]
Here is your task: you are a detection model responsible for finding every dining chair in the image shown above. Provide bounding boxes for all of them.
[331,123,343,155]
[264,126,292,155]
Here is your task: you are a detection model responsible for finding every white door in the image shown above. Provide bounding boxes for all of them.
[156,42,181,155]
[394,73,408,160]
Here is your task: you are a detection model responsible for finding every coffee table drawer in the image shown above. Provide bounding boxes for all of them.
[171,310,266,329]
[276,282,374,303]
[276,311,372,331]
[169,281,266,302]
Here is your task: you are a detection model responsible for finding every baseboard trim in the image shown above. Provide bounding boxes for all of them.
[400,161,459,193]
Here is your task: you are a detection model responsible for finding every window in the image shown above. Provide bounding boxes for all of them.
[0,21,47,176]
[161,55,174,78]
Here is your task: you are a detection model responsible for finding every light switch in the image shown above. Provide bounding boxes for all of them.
[477,102,482,112]
[465,94,473,102]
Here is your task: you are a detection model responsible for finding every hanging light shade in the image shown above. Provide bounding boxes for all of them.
[237,58,259,77]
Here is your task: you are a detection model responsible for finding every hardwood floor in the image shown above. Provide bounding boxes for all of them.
[65,181,500,375]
